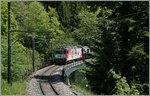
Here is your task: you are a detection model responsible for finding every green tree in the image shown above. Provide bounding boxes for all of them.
[85,12,117,94]
[58,1,85,31]
[1,1,43,81]
[12,1,50,32]
[73,8,99,46]
[1,1,18,36]
[86,1,148,95]
[2,35,43,81]
[111,3,149,93]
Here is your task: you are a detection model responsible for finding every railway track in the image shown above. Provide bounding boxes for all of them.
[38,65,61,95]
[39,64,79,95]
[27,64,82,95]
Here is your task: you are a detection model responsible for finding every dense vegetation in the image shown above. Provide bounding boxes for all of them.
[69,69,93,95]
[1,1,149,95]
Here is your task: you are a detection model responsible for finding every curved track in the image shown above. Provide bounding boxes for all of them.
[38,65,61,95]
[27,62,85,95]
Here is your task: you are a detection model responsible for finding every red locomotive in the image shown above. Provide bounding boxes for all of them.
[54,46,92,65]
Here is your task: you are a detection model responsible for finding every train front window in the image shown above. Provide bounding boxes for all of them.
[55,50,64,54]
[87,49,90,54]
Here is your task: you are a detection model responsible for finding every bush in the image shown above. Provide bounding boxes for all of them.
[2,79,26,95]
[2,36,43,81]
[111,71,139,95]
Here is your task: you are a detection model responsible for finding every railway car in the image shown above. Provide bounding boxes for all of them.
[54,46,83,64]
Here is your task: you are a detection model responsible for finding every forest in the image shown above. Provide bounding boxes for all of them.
[1,1,149,95]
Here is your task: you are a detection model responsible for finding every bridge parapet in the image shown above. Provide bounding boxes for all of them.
[63,59,92,77]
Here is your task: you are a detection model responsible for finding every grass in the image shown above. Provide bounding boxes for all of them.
[2,79,27,95]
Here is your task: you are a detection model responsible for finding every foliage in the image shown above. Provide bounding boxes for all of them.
[73,9,99,46]
[2,79,26,95]
[10,1,67,66]
[70,70,93,95]
[83,1,148,95]
[71,84,93,95]
[111,71,139,95]
[83,7,116,94]
[111,2,149,83]
[12,1,49,32]
[47,6,63,36]
[2,36,43,81]
[1,1,19,36]
[57,1,85,31]
[1,1,8,35]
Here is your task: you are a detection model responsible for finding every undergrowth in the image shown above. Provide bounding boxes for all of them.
[2,79,26,95]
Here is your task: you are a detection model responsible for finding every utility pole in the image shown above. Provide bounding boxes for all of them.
[7,1,12,85]
[32,37,35,72]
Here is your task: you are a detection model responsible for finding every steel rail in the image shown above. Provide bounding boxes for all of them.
[39,65,60,95]
[38,59,92,95]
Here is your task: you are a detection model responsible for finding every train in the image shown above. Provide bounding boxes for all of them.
[54,46,93,65]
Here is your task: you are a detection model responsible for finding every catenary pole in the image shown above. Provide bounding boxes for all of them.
[8,1,12,85]
[32,37,35,72]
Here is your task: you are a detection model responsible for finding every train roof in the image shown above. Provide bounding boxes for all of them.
[55,46,81,50]
[55,46,91,51]
[64,46,81,49]
[82,46,90,48]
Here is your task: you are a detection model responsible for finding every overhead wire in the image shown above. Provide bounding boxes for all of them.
[114,10,148,20]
